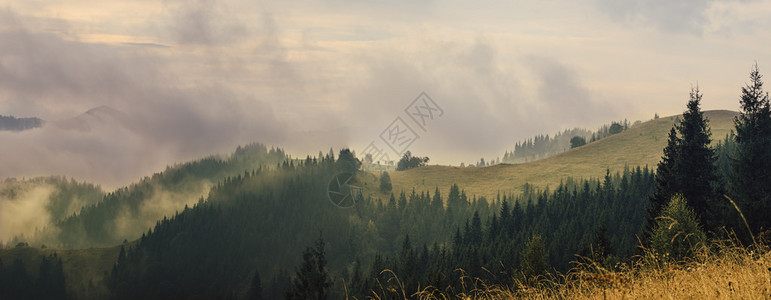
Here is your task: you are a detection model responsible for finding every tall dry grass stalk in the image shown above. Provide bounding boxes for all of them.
[369,239,770,300]
[366,200,770,299]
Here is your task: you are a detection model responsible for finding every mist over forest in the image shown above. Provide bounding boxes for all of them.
[3,1,771,299]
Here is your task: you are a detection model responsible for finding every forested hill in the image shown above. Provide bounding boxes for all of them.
[0,110,740,299]
[387,110,737,200]
[502,119,634,164]
[102,153,655,299]
[2,143,287,249]
[2,146,657,299]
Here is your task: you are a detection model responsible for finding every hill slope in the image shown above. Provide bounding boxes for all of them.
[385,110,737,200]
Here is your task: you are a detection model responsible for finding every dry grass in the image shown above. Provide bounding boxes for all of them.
[367,110,737,201]
[392,240,771,300]
[515,244,771,300]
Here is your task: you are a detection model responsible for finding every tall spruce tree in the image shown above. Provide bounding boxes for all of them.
[286,237,332,300]
[732,64,771,235]
[646,127,681,240]
[676,87,719,229]
[647,86,719,236]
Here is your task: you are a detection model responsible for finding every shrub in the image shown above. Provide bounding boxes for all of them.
[650,194,707,261]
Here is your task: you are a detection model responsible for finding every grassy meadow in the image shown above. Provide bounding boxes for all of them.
[376,110,737,201]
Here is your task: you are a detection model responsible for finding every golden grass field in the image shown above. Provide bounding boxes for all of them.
[406,242,771,300]
[376,110,738,201]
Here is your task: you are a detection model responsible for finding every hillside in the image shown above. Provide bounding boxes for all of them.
[1,143,286,249]
[0,110,740,299]
[384,110,737,200]
[0,245,124,298]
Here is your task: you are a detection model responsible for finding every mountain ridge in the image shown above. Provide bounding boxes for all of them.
[383,110,738,200]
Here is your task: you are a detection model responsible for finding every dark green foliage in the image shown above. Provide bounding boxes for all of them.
[608,122,624,135]
[335,149,361,174]
[379,172,392,193]
[714,132,738,190]
[650,195,706,261]
[732,64,771,237]
[27,143,287,248]
[8,258,33,299]
[268,270,290,300]
[647,127,680,241]
[34,254,67,300]
[521,235,549,279]
[647,87,720,237]
[569,136,586,148]
[0,258,3,296]
[369,167,654,297]
[581,221,615,267]
[247,269,263,300]
[286,237,332,300]
[676,87,720,228]
[0,255,67,300]
[101,149,653,299]
[396,151,429,171]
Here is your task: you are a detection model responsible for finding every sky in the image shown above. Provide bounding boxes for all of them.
[1,0,771,187]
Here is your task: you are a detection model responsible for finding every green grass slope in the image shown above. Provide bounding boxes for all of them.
[383,110,737,200]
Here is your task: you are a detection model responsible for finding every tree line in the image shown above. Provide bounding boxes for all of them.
[5,143,287,249]
[645,64,771,261]
[502,120,632,164]
[0,253,67,299]
[102,144,656,299]
[5,65,771,300]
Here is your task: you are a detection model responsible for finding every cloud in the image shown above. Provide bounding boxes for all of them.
[595,0,717,34]
[0,183,54,242]
[337,36,619,164]
[525,56,616,128]
[0,10,290,187]
[167,0,248,46]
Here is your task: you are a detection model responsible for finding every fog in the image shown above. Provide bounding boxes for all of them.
[2,1,771,187]
[0,183,53,242]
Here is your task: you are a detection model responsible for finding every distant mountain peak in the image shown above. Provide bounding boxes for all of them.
[55,105,134,132]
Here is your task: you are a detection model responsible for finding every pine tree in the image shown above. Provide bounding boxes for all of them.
[8,258,32,299]
[379,172,392,194]
[648,126,680,230]
[647,86,719,237]
[248,269,264,300]
[286,237,332,300]
[521,235,548,280]
[430,187,443,213]
[650,194,707,261]
[676,87,719,229]
[470,211,482,244]
[590,221,613,262]
[732,64,771,236]
[336,149,360,173]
